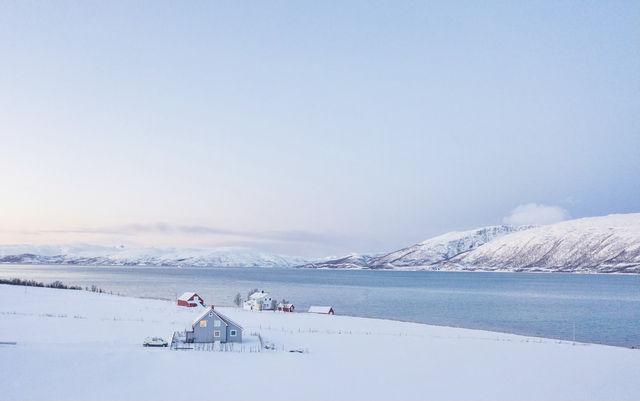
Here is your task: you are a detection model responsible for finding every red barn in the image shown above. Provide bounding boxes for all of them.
[177,292,205,307]
[277,303,295,312]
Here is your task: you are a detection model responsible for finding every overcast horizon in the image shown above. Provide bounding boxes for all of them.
[1,2,638,257]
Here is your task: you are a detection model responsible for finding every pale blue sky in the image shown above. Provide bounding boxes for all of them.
[0,1,638,257]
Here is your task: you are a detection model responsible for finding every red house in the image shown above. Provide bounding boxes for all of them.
[178,292,205,307]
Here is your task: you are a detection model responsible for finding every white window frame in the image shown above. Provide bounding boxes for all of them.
[214,320,221,327]
[214,330,221,337]
[230,330,237,336]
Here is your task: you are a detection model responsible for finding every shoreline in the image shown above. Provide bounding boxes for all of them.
[1,281,634,350]
[1,265,638,349]
[1,262,639,274]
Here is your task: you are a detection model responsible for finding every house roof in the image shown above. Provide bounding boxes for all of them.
[192,306,244,330]
[193,307,223,326]
[249,291,269,300]
[217,311,243,330]
[278,303,293,308]
[308,306,333,314]
[178,292,198,302]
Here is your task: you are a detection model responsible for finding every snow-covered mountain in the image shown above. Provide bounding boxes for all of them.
[297,213,640,273]
[0,245,307,268]
[297,225,533,269]
[368,225,535,268]
[444,214,640,273]
[297,254,374,269]
[3,214,638,272]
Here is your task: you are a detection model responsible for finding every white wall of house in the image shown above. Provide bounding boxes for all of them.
[243,292,274,311]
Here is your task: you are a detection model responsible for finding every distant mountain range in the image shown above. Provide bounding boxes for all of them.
[0,245,306,268]
[300,224,535,269]
[443,214,640,273]
[300,214,640,273]
[1,213,638,273]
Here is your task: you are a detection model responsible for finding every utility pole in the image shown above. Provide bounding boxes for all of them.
[573,321,576,342]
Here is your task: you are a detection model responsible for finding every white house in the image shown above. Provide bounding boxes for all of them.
[243,290,274,311]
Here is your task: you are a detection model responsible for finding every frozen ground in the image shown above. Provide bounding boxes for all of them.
[0,285,638,401]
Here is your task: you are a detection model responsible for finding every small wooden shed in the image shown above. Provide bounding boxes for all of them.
[308,306,334,315]
[177,292,205,307]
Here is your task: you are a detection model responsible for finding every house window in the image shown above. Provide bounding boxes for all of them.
[208,312,213,317]
[200,320,207,327]
[230,330,237,336]
[214,331,220,337]
[214,320,221,327]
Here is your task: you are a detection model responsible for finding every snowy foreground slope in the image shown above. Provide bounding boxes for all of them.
[1,285,638,401]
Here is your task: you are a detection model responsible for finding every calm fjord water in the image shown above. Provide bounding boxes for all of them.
[1,265,638,347]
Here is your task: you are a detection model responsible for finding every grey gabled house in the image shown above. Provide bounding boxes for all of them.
[186,306,243,343]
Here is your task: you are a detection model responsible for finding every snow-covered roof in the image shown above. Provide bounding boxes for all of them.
[193,307,222,326]
[308,306,333,314]
[249,291,269,300]
[217,312,243,330]
[178,292,197,301]
[192,307,243,330]
[278,303,293,308]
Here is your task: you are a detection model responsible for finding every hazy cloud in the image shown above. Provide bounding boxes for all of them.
[503,203,569,226]
[48,223,339,246]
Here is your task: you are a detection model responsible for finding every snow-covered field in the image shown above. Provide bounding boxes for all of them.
[1,285,638,401]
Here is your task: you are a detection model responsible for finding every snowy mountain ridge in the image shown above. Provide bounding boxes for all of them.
[2,214,638,272]
[296,253,374,269]
[296,224,534,270]
[444,213,640,273]
[297,214,640,273]
[0,245,307,268]
[369,224,535,268]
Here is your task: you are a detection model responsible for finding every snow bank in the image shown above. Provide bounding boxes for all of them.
[0,284,638,400]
